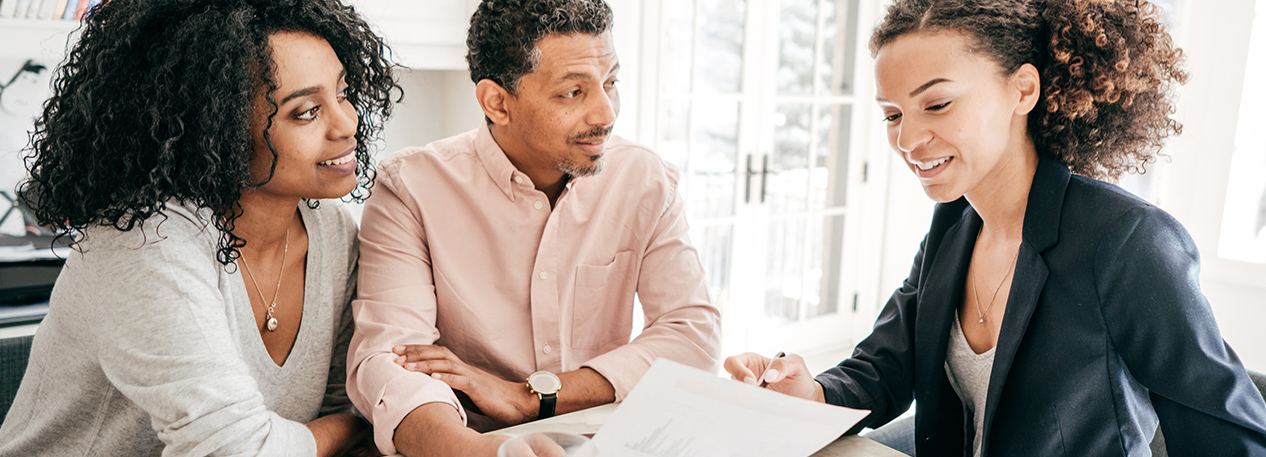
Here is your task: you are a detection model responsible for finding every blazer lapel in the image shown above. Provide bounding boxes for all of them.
[914,208,980,435]
[978,155,1070,455]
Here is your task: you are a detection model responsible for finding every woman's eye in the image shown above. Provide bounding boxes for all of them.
[927,102,951,111]
[336,88,348,101]
[882,113,902,123]
[562,89,581,99]
[297,106,319,121]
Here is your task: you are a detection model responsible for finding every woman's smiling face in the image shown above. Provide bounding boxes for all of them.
[247,30,360,201]
[874,30,1039,203]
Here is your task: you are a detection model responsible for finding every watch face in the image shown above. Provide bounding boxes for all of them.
[528,371,561,394]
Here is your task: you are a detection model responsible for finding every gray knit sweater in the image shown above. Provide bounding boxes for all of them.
[0,201,358,456]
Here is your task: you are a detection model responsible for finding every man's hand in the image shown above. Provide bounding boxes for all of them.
[394,345,537,425]
[723,352,826,403]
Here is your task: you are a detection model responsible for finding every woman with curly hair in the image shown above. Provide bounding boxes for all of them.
[726,0,1266,455]
[0,0,398,455]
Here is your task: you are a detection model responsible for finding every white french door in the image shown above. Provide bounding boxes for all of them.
[637,0,879,356]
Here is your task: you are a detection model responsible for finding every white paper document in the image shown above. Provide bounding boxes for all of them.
[591,359,869,457]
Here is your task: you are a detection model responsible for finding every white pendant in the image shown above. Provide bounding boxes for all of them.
[979,317,985,323]
[266,317,279,332]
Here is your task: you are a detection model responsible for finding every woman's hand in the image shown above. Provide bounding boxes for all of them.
[394,344,536,425]
[723,352,826,403]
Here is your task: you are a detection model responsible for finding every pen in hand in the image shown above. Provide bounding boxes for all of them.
[757,351,786,387]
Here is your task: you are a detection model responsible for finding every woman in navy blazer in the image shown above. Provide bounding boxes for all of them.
[726,0,1266,455]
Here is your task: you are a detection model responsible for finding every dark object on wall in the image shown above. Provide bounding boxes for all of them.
[0,335,32,425]
[0,259,60,306]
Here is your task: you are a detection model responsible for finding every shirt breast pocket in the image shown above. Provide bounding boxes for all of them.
[571,250,638,349]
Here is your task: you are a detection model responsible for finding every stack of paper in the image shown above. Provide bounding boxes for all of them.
[591,359,869,457]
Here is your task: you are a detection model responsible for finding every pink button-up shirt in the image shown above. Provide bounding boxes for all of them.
[347,126,721,453]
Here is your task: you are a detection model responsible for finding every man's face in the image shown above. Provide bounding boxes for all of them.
[504,32,620,177]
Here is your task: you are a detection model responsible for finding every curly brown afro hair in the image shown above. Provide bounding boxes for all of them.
[870,0,1188,181]
[20,0,401,264]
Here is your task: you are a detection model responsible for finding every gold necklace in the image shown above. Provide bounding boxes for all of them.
[239,226,289,332]
[971,230,1020,324]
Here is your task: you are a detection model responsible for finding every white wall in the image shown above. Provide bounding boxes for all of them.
[345,68,482,222]
[376,68,483,156]
[1160,0,1266,371]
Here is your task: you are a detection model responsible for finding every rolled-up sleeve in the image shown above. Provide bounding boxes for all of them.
[581,168,721,400]
[347,167,464,455]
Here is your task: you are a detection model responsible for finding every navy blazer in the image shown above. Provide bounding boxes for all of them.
[816,155,1266,456]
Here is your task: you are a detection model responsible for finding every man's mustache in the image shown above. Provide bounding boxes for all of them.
[570,126,613,143]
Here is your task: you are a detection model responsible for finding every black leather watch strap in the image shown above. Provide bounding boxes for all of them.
[539,391,557,419]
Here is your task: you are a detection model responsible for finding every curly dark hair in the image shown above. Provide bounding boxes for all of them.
[870,0,1188,180]
[466,0,613,95]
[19,0,400,265]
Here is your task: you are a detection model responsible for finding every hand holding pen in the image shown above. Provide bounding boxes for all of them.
[756,351,785,387]
[723,351,827,403]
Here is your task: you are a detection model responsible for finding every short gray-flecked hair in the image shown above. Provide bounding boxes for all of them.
[465,0,614,94]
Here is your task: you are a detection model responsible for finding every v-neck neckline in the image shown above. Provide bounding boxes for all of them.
[236,205,319,371]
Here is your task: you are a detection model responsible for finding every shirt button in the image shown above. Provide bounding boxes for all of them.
[514,175,525,184]
[543,344,552,354]
[539,271,548,280]
[534,201,543,210]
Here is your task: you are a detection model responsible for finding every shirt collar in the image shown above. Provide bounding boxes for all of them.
[475,124,589,201]
[475,124,522,201]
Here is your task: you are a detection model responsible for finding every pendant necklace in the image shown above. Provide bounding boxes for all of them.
[971,230,1021,324]
[240,226,290,332]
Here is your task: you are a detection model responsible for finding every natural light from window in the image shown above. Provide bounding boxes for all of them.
[1217,0,1266,264]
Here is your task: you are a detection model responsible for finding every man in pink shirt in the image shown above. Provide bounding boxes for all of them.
[346,0,722,455]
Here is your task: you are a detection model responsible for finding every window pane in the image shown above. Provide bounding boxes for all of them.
[691,224,734,308]
[657,101,691,172]
[770,103,813,214]
[806,214,845,317]
[776,0,818,95]
[819,0,858,96]
[811,104,851,210]
[695,0,746,94]
[688,101,740,219]
[660,0,696,94]
[1218,0,1266,264]
[763,217,805,325]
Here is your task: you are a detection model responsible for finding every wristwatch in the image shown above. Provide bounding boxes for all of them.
[526,371,561,419]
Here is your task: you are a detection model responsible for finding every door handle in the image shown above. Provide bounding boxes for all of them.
[745,154,758,204]
[760,155,769,204]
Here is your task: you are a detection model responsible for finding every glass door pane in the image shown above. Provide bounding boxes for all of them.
[763,217,806,325]
[688,101,741,220]
[696,0,747,93]
[812,104,851,210]
[819,0,858,96]
[769,103,812,214]
[776,0,818,95]
[806,214,846,317]
[659,0,696,94]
